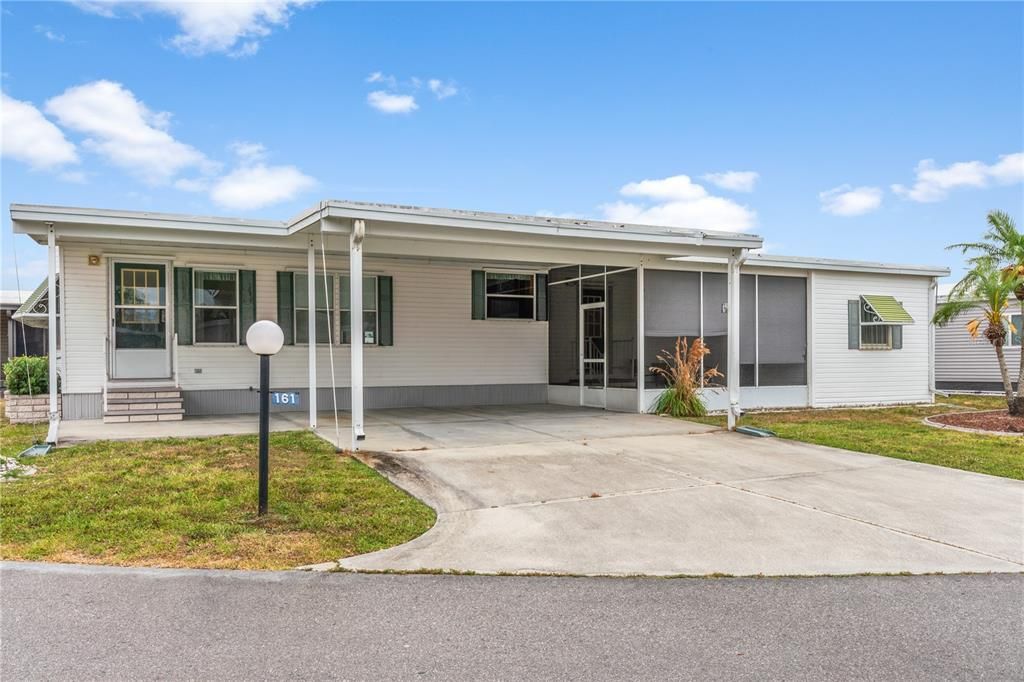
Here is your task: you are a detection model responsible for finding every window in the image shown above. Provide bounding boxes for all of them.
[486,272,535,319]
[341,275,378,345]
[1010,313,1022,347]
[859,300,894,350]
[294,273,333,344]
[192,270,238,343]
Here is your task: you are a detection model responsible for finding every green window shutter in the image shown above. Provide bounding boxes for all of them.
[378,276,394,346]
[238,270,256,345]
[891,325,903,350]
[848,300,859,350]
[277,272,294,345]
[535,274,548,321]
[471,270,486,320]
[173,267,193,345]
[339,275,350,342]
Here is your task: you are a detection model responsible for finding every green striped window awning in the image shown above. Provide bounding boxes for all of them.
[861,295,915,324]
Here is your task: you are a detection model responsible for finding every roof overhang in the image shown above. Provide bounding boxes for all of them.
[10,200,763,260]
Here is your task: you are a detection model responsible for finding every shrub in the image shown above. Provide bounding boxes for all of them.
[649,337,721,418]
[3,356,50,396]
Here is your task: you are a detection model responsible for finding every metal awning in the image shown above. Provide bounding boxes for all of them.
[12,276,58,329]
[861,295,914,324]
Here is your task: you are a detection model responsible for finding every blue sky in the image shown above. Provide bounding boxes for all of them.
[2,1,1022,291]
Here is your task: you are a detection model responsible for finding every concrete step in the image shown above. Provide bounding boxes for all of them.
[106,396,183,405]
[103,407,185,423]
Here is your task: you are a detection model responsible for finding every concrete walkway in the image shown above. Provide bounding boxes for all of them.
[338,407,1024,576]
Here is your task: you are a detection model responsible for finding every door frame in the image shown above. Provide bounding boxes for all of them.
[579,301,607,408]
[109,258,174,380]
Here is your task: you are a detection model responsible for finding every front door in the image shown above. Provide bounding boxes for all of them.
[111,261,171,379]
[580,302,606,408]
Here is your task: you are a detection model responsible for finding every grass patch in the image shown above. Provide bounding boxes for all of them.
[692,394,1023,481]
[0,407,435,569]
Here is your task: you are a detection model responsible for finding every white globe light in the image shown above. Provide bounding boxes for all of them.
[246,320,285,356]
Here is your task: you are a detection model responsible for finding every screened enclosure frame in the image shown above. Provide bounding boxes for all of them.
[644,270,809,390]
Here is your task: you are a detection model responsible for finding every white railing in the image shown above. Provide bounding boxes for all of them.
[172,332,179,388]
[103,335,110,412]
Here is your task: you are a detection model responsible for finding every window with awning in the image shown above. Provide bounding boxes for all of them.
[849,295,914,351]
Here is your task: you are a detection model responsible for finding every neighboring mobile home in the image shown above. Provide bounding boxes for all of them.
[935,298,1022,392]
[10,201,949,447]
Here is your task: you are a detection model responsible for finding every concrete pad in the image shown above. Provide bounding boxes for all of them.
[380,441,706,509]
[739,461,1024,564]
[516,415,718,441]
[588,431,904,483]
[343,484,1021,576]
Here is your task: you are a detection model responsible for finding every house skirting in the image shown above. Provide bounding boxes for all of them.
[57,384,548,420]
[937,381,1020,393]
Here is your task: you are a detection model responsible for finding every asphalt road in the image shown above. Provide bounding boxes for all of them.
[2,563,1022,681]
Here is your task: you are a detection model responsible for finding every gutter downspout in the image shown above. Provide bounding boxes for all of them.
[928,277,943,399]
[46,223,60,444]
[726,248,749,429]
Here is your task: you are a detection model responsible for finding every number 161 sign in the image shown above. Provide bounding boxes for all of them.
[272,392,300,406]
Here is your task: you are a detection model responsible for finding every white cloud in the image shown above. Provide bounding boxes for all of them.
[987,152,1024,184]
[367,90,418,114]
[45,80,213,184]
[366,71,397,88]
[210,163,315,210]
[818,184,883,216]
[34,25,66,42]
[701,170,759,193]
[428,78,458,100]
[620,174,708,202]
[891,152,1024,202]
[73,1,315,57]
[0,92,79,170]
[229,140,267,163]
[599,173,756,232]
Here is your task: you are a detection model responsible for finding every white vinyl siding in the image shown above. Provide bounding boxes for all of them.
[57,241,547,393]
[811,271,932,407]
[935,306,1024,384]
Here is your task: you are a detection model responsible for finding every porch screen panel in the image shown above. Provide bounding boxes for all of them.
[644,270,700,389]
[740,275,756,386]
[606,269,637,388]
[701,273,728,385]
[547,280,579,386]
[757,276,807,386]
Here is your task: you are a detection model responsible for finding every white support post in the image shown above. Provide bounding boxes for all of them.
[726,248,746,430]
[46,223,59,443]
[307,237,318,429]
[636,258,646,413]
[350,219,366,450]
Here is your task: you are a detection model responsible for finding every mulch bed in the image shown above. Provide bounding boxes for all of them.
[930,410,1024,434]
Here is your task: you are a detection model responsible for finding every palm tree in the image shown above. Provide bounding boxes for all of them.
[933,259,1022,414]
[948,210,1024,401]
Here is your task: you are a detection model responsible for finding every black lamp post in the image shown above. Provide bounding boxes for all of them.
[245,320,285,517]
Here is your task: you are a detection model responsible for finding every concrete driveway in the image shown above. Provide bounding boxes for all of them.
[339,405,1024,576]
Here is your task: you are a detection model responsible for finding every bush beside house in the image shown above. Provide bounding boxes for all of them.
[2,356,58,424]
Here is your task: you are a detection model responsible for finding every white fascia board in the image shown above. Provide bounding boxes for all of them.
[320,201,763,250]
[747,254,950,277]
[11,204,289,237]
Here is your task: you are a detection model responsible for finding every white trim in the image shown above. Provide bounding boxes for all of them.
[307,238,317,429]
[636,260,645,412]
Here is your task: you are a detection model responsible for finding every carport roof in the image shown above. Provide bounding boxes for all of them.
[10,199,763,251]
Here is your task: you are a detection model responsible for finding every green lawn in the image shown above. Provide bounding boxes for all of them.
[693,394,1022,480]
[0,406,435,569]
